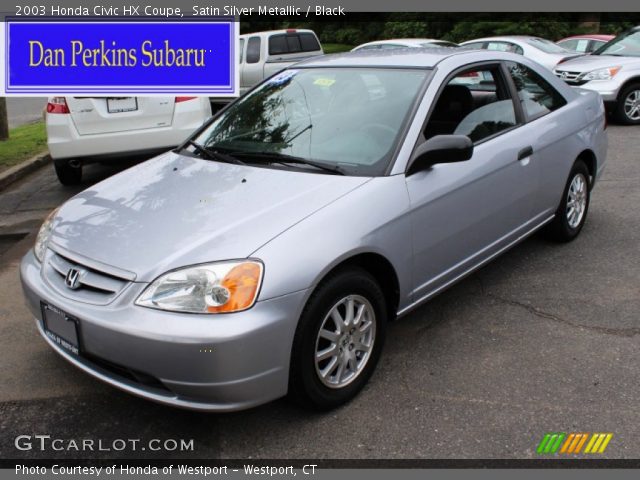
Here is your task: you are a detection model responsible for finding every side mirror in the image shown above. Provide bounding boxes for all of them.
[406,135,474,176]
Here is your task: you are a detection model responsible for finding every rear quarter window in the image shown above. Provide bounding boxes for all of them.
[507,62,567,120]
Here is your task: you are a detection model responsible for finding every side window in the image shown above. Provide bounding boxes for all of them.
[239,38,245,63]
[487,41,523,55]
[246,37,261,64]
[465,42,485,50]
[424,66,517,143]
[506,61,567,120]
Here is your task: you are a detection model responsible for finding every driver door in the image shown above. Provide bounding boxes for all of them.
[405,63,539,303]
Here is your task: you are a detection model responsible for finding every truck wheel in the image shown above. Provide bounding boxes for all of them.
[613,83,640,125]
[54,160,83,186]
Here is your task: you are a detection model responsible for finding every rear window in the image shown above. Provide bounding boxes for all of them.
[269,33,321,55]
[246,37,261,64]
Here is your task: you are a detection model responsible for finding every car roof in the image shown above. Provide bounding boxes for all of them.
[461,36,542,44]
[360,38,440,46]
[558,34,614,41]
[295,47,500,68]
[239,29,315,38]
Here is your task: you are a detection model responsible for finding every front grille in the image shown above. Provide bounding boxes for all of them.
[555,70,588,86]
[43,251,130,305]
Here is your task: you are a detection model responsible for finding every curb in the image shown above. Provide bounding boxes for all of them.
[0,152,50,192]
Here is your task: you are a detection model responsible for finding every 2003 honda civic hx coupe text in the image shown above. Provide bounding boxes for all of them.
[21,49,607,412]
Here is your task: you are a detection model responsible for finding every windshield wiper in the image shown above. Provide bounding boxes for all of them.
[183,140,246,166]
[230,150,345,175]
[284,124,313,143]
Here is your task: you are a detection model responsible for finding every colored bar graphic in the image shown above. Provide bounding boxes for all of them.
[574,433,589,453]
[560,433,575,453]
[537,433,613,455]
[598,434,613,453]
[537,433,552,454]
[537,433,565,454]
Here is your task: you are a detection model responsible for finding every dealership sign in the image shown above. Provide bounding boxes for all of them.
[0,19,238,95]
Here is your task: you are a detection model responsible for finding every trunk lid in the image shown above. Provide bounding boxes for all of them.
[66,97,175,135]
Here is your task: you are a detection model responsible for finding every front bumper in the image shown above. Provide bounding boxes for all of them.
[571,80,619,102]
[20,250,307,411]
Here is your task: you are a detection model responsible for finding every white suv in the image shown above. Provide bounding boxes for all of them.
[554,26,640,124]
[46,96,211,184]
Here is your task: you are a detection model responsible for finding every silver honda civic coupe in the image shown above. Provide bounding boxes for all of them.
[21,49,607,412]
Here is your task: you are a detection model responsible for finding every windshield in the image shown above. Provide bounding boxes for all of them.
[190,67,429,176]
[526,38,570,54]
[594,30,640,57]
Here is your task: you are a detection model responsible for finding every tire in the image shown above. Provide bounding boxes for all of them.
[544,159,591,242]
[54,160,83,186]
[613,83,640,125]
[289,267,387,410]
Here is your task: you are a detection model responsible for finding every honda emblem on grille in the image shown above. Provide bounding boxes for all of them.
[65,268,81,290]
[560,71,569,79]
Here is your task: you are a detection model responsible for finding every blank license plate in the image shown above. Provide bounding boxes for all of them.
[107,97,138,113]
[42,303,79,355]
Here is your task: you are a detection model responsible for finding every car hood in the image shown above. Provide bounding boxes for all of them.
[50,152,371,282]
[556,54,640,72]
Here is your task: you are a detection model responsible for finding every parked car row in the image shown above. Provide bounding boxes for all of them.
[45,26,638,185]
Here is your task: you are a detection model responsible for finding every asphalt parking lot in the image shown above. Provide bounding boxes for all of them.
[0,126,638,460]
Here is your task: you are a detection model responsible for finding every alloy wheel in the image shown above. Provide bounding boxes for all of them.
[566,173,587,229]
[623,90,640,121]
[314,295,376,389]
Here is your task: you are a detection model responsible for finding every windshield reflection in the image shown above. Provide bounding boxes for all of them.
[192,67,429,176]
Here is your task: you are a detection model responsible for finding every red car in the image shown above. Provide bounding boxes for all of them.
[556,34,615,54]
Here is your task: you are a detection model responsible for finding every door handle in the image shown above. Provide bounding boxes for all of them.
[517,146,533,161]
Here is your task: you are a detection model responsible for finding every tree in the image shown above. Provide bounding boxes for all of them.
[0,97,8,141]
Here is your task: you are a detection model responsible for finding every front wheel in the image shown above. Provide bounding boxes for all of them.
[289,267,387,410]
[613,83,640,125]
[544,159,591,242]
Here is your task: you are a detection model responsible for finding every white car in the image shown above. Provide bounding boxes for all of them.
[351,38,458,51]
[460,36,579,70]
[46,96,212,185]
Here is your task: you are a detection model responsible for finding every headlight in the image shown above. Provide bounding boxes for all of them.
[136,261,264,314]
[581,66,621,81]
[34,208,59,263]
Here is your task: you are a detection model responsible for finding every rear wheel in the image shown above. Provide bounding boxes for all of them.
[289,267,387,410]
[54,160,83,186]
[544,159,590,242]
[613,83,640,125]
